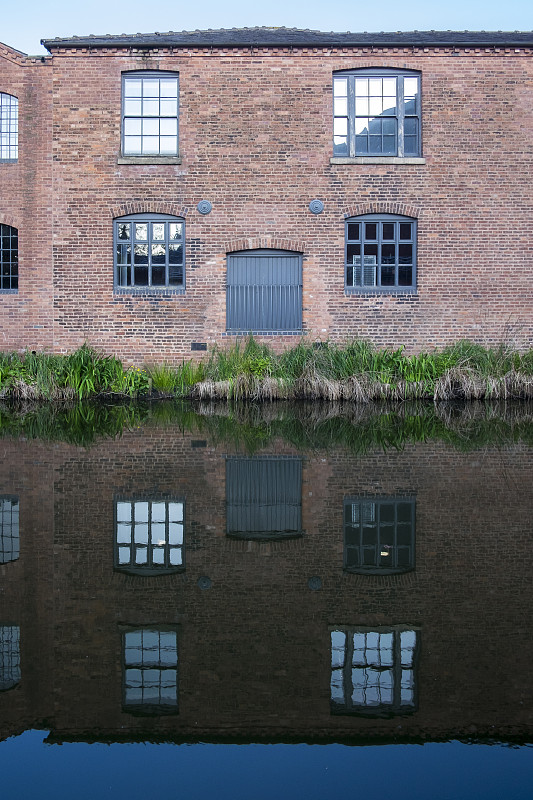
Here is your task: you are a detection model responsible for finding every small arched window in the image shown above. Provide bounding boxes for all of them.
[345,214,417,292]
[0,224,18,292]
[114,214,185,291]
[0,93,18,161]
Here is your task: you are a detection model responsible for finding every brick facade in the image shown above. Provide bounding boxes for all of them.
[0,30,532,361]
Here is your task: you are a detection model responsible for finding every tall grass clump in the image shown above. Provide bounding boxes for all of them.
[0,345,150,400]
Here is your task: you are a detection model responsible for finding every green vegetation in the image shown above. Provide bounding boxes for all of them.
[0,338,532,402]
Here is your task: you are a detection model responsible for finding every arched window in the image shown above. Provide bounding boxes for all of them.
[0,496,19,563]
[0,224,18,291]
[0,93,18,161]
[114,214,185,291]
[333,69,421,158]
[0,625,20,692]
[114,498,185,576]
[345,214,417,292]
[344,496,415,575]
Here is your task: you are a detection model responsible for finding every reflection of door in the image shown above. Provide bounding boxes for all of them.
[226,249,302,333]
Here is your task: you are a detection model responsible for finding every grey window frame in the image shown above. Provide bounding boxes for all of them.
[113,213,185,293]
[0,93,18,162]
[330,625,420,717]
[344,495,415,575]
[121,71,179,158]
[121,626,179,715]
[114,496,185,576]
[0,496,19,564]
[0,224,18,293]
[345,213,417,293]
[333,69,421,158]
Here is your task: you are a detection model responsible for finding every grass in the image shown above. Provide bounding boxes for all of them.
[0,338,533,402]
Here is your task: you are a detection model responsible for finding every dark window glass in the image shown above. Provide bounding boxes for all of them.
[345,215,416,291]
[0,225,18,291]
[122,628,178,715]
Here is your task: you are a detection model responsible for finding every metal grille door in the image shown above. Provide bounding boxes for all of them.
[226,249,302,333]
[226,457,302,539]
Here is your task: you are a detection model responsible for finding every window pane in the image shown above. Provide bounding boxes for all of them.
[134,244,148,263]
[124,79,142,97]
[118,223,131,241]
[160,99,178,117]
[160,118,177,136]
[334,96,348,116]
[364,223,377,240]
[334,78,348,96]
[124,119,141,136]
[123,136,141,154]
[160,78,178,97]
[152,266,166,286]
[134,224,148,242]
[404,77,419,98]
[400,223,412,240]
[169,244,183,264]
[142,79,160,97]
[143,99,159,117]
[142,118,159,136]
[124,99,142,116]
[142,136,160,154]
[382,223,394,240]
[347,223,360,241]
[152,223,165,241]
[160,137,178,155]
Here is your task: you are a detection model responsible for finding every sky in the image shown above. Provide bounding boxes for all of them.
[1,0,532,55]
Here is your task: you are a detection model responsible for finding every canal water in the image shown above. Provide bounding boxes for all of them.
[0,400,532,799]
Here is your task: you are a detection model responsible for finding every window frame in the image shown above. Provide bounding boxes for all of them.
[0,496,19,564]
[114,496,185,576]
[0,224,18,293]
[344,495,415,575]
[121,626,179,715]
[121,71,179,159]
[333,68,421,159]
[113,213,185,293]
[0,93,18,162]
[330,625,420,717]
[345,213,417,294]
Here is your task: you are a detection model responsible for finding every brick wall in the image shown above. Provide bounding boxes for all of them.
[1,41,532,361]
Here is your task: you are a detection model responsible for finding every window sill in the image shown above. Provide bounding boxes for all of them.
[0,289,18,294]
[117,156,182,165]
[224,330,303,336]
[114,287,185,296]
[345,288,418,296]
[331,157,426,165]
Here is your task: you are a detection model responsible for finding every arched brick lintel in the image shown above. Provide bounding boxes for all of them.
[224,236,306,254]
[0,212,19,229]
[343,201,421,219]
[111,202,189,219]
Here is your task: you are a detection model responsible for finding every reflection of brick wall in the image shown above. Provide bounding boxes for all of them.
[1,39,533,358]
[1,430,533,743]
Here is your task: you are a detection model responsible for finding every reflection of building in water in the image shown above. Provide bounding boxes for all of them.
[331,627,418,716]
[122,627,178,715]
[344,497,415,574]
[114,498,185,576]
[0,625,20,692]
[1,428,533,745]
[226,457,303,540]
[0,496,19,564]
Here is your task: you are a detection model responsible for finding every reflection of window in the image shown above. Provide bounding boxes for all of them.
[0,625,20,692]
[122,72,178,156]
[115,498,184,575]
[331,626,419,716]
[345,215,416,292]
[226,456,303,540]
[333,70,420,158]
[0,93,18,161]
[122,628,178,715]
[114,214,185,291]
[0,224,18,291]
[0,496,19,563]
[344,496,415,574]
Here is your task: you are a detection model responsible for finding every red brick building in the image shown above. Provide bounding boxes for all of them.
[1,28,532,363]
